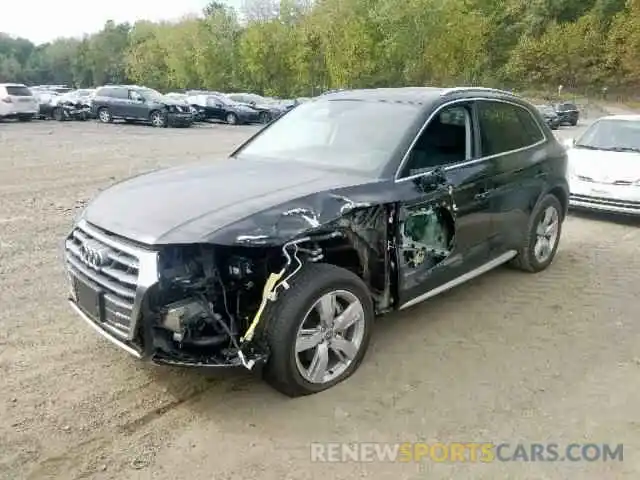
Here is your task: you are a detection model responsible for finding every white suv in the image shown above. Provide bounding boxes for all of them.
[0,83,39,121]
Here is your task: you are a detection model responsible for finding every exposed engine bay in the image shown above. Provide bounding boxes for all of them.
[149,205,394,368]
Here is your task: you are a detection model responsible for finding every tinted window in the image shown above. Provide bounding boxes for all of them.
[97,87,127,99]
[516,109,545,144]
[402,104,471,176]
[235,99,423,176]
[6,86,32,96]
[477,101,543,156]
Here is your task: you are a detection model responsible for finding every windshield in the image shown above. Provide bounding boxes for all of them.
[536,105,554,115]
[234,99,423,175]
[575,118,640,152]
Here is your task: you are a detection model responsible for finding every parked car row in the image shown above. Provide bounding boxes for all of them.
[535,102,581,130]
[1,82,308,128]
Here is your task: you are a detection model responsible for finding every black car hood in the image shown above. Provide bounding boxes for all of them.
[83,158,376,246]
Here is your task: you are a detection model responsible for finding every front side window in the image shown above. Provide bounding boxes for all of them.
[477,101,544,156]
[235,99,423,175]
[400,104,472,177]
[129,90,144,101]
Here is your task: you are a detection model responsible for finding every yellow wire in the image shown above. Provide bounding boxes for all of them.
[241,270,284,343]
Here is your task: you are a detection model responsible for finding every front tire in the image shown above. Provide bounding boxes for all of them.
[18,115,33,122]
[510,194,563,273]
[98,107,112,123]
[150,110,167,128]
[226,112,238,125]
[263,263,374,397]
[259,111,270,124]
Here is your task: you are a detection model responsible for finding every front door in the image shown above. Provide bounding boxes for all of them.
[395,101,494,307]
[127,90,148,119]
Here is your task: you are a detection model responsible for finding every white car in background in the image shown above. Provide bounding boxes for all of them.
[0,83,39,121]
[567,115,640,215]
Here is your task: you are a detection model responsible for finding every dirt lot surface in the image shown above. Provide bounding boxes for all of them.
[1,116,639,480]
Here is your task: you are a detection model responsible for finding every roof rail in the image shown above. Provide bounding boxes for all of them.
[441,87,516,97]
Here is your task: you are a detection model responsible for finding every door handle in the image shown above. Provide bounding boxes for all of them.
[474,190,491,200]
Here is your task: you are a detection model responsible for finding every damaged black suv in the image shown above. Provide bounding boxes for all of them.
[64,87,569,397]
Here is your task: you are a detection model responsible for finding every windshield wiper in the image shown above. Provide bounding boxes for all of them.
[604,147,640,153]
[574,144,600,150]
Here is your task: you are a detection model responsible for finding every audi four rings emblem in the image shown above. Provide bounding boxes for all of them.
[79,240,110,268]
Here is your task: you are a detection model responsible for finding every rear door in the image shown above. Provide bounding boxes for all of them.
[475,99,550,252]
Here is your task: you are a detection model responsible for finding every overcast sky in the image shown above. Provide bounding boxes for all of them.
[0,0,242,45]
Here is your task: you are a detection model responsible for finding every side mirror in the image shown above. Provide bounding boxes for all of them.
[417,167,447,191]
[215,103,223,108]
[250,101,256,106]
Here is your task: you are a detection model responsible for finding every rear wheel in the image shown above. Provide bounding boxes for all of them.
[510,194,563,273]
[263,263,374,397]
[98,107,112,123]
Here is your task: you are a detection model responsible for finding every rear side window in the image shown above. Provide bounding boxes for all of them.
[515,109,545,144]
[477,101,544,156]
[6,86,32,96]
[96,87,127,98]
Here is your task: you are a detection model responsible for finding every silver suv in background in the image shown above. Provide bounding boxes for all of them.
[0,83,39,121]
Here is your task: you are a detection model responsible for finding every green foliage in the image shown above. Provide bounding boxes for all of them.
[0,0,638,94]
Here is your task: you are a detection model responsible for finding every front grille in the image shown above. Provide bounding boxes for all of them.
[65,222,142,339]
[570,194,640,210]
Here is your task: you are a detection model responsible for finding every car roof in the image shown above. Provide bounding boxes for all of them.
[319,86,519,104]
[0,83,28,87]
[599,114,640,122]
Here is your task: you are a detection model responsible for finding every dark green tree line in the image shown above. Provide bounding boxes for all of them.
[0,0,638,95]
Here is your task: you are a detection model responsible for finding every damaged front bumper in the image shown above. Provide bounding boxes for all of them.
[68,294,268,369]
[64,219,266,370]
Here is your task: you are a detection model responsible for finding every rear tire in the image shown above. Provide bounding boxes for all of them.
[52,108,64,121]
[510,194,563,273]
[263,263,374,397]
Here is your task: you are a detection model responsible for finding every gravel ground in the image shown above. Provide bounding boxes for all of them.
[1,116,639,480]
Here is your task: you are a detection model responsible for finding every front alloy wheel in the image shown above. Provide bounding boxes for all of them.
[150,111,166,128]
[263,263,374,397]
[98,108,112,123]
[295,290,367,384]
